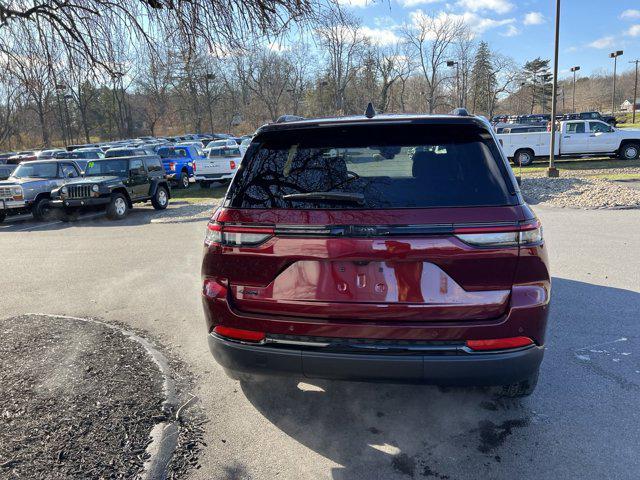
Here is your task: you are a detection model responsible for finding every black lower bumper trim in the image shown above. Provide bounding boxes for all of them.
[208,334,544,385]
[50,198,110,208]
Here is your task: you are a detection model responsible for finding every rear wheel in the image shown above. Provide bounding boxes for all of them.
[32,197,51,221]
[179,171,190,189]
[513,149,534,167]
[106,193,129,220]
[619,143,640,160]
[151,186,169,210]
[496,370,539,398]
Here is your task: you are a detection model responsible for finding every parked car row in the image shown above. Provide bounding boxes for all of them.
[497,119,640,165]
[0,155,171,223]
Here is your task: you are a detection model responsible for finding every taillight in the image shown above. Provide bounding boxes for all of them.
[204,222,274,247]
[192,161,197,172]
[466,336,534,351]
[230,160,236,169]
[454,220,542,247]
[203,278,228,299]
[213,326,265,343]
[169,162,176,171]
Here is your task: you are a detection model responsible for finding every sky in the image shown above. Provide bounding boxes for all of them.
[334,0,640,79]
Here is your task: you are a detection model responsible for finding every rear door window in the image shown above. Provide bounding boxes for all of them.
[227,124,516,209]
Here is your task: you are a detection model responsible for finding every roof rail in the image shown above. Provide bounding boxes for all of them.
[450,108,470,116]
[275,115,305,123]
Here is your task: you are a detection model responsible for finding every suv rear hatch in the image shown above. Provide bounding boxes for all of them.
[206,120,526,323]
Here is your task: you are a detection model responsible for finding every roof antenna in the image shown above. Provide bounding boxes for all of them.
[365,102,376,119]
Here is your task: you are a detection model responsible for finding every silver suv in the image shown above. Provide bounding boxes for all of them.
[0,160,83,222]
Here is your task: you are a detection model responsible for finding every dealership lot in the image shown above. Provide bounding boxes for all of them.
[1,205,639,479]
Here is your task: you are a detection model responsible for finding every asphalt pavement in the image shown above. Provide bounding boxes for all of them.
[1,204,639,479]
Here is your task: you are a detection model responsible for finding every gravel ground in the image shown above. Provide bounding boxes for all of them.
[520,170,640,209]
[0,315,206,480]
[0,315,164,479]
[151,200,217,224]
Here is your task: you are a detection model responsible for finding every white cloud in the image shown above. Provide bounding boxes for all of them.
[360,26,401,45]
[397,0,442,7]
[336,0,370,8]
[587,36,615,49]
[456,0,514,14]
[501,25,520,37]
[410,10,515,36]
[620,9,640,20]
[523,12,545,25]
[629,25,640,37]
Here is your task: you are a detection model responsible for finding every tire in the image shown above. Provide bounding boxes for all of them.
[514,149,534,167]
[496,370,539,398]
[0,211,5,223]
[179,171,190,189]
[151,186,169,210]
[32,197,51,221]
[106,193,129,220]
[619,143,640,160]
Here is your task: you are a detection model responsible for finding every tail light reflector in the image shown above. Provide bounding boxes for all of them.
[193,161,197,172]
[214,326,265,343]
[466,336,533,351]
[169,162,176,171]
[455,220,542,247]
[230,160,236,169]
[205,222,274,247]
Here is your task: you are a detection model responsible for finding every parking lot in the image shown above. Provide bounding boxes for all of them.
[1,203,639,479]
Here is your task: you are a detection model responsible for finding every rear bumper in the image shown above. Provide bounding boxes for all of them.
[208,333,544,385]
[195,173,234,181]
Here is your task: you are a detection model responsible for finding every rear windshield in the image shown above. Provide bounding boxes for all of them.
[226,124,516,209]
[158,147,189,158]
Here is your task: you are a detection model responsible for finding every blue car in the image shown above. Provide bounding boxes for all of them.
[157,145,201,189]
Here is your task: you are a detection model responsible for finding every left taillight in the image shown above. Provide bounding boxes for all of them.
[229,160,236,170]
[454,220,542,247]
[204,222,274,247]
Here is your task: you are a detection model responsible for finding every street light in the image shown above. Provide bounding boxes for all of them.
[570,66,580,113]
[447,60,460,108]
[548,0,561,178]
[609,50,623,115]
[630,60,639,124]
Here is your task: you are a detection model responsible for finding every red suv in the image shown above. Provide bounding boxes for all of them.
[201,111,550,397]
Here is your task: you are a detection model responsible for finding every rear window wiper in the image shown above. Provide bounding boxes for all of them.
[282,191,365,204]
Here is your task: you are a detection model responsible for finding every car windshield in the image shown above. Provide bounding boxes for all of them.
[12,162,58,178]
[227,123,516,209]
[84,159,128,176]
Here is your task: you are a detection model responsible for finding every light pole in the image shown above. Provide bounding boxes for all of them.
[447,60,460,108]
[570,66,580,113]
[548,0,561,178]
[610,50,623,115]
[630,60,639,124]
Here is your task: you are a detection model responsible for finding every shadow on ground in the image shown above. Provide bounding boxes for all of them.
[239,278,640,479]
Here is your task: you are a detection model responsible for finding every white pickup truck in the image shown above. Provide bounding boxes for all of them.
[497,120,640,166]
[194,145,242,187]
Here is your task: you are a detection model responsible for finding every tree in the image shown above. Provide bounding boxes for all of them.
[470,41,493,115]
[523,57,552,114]
[403,12,467,113]
[316,9,367,114]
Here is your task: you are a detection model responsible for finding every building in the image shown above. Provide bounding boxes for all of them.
[621,99,640,112]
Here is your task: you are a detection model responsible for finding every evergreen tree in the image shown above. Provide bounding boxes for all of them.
[523,57,552,114]
[470,41,494,115]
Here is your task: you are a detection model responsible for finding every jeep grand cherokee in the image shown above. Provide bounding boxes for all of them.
[201,111,550,397]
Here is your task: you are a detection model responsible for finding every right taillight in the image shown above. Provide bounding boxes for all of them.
[455,220,542,247]
[204,222,274,247]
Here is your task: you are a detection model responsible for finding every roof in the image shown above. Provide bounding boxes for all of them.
[256,113,491,134]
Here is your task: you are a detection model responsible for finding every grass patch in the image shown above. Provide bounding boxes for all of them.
[170,184,227,203]
[590,173,640,181]
[617,122,640,129]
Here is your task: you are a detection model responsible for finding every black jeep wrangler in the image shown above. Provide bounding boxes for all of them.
[50,155,171,220]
